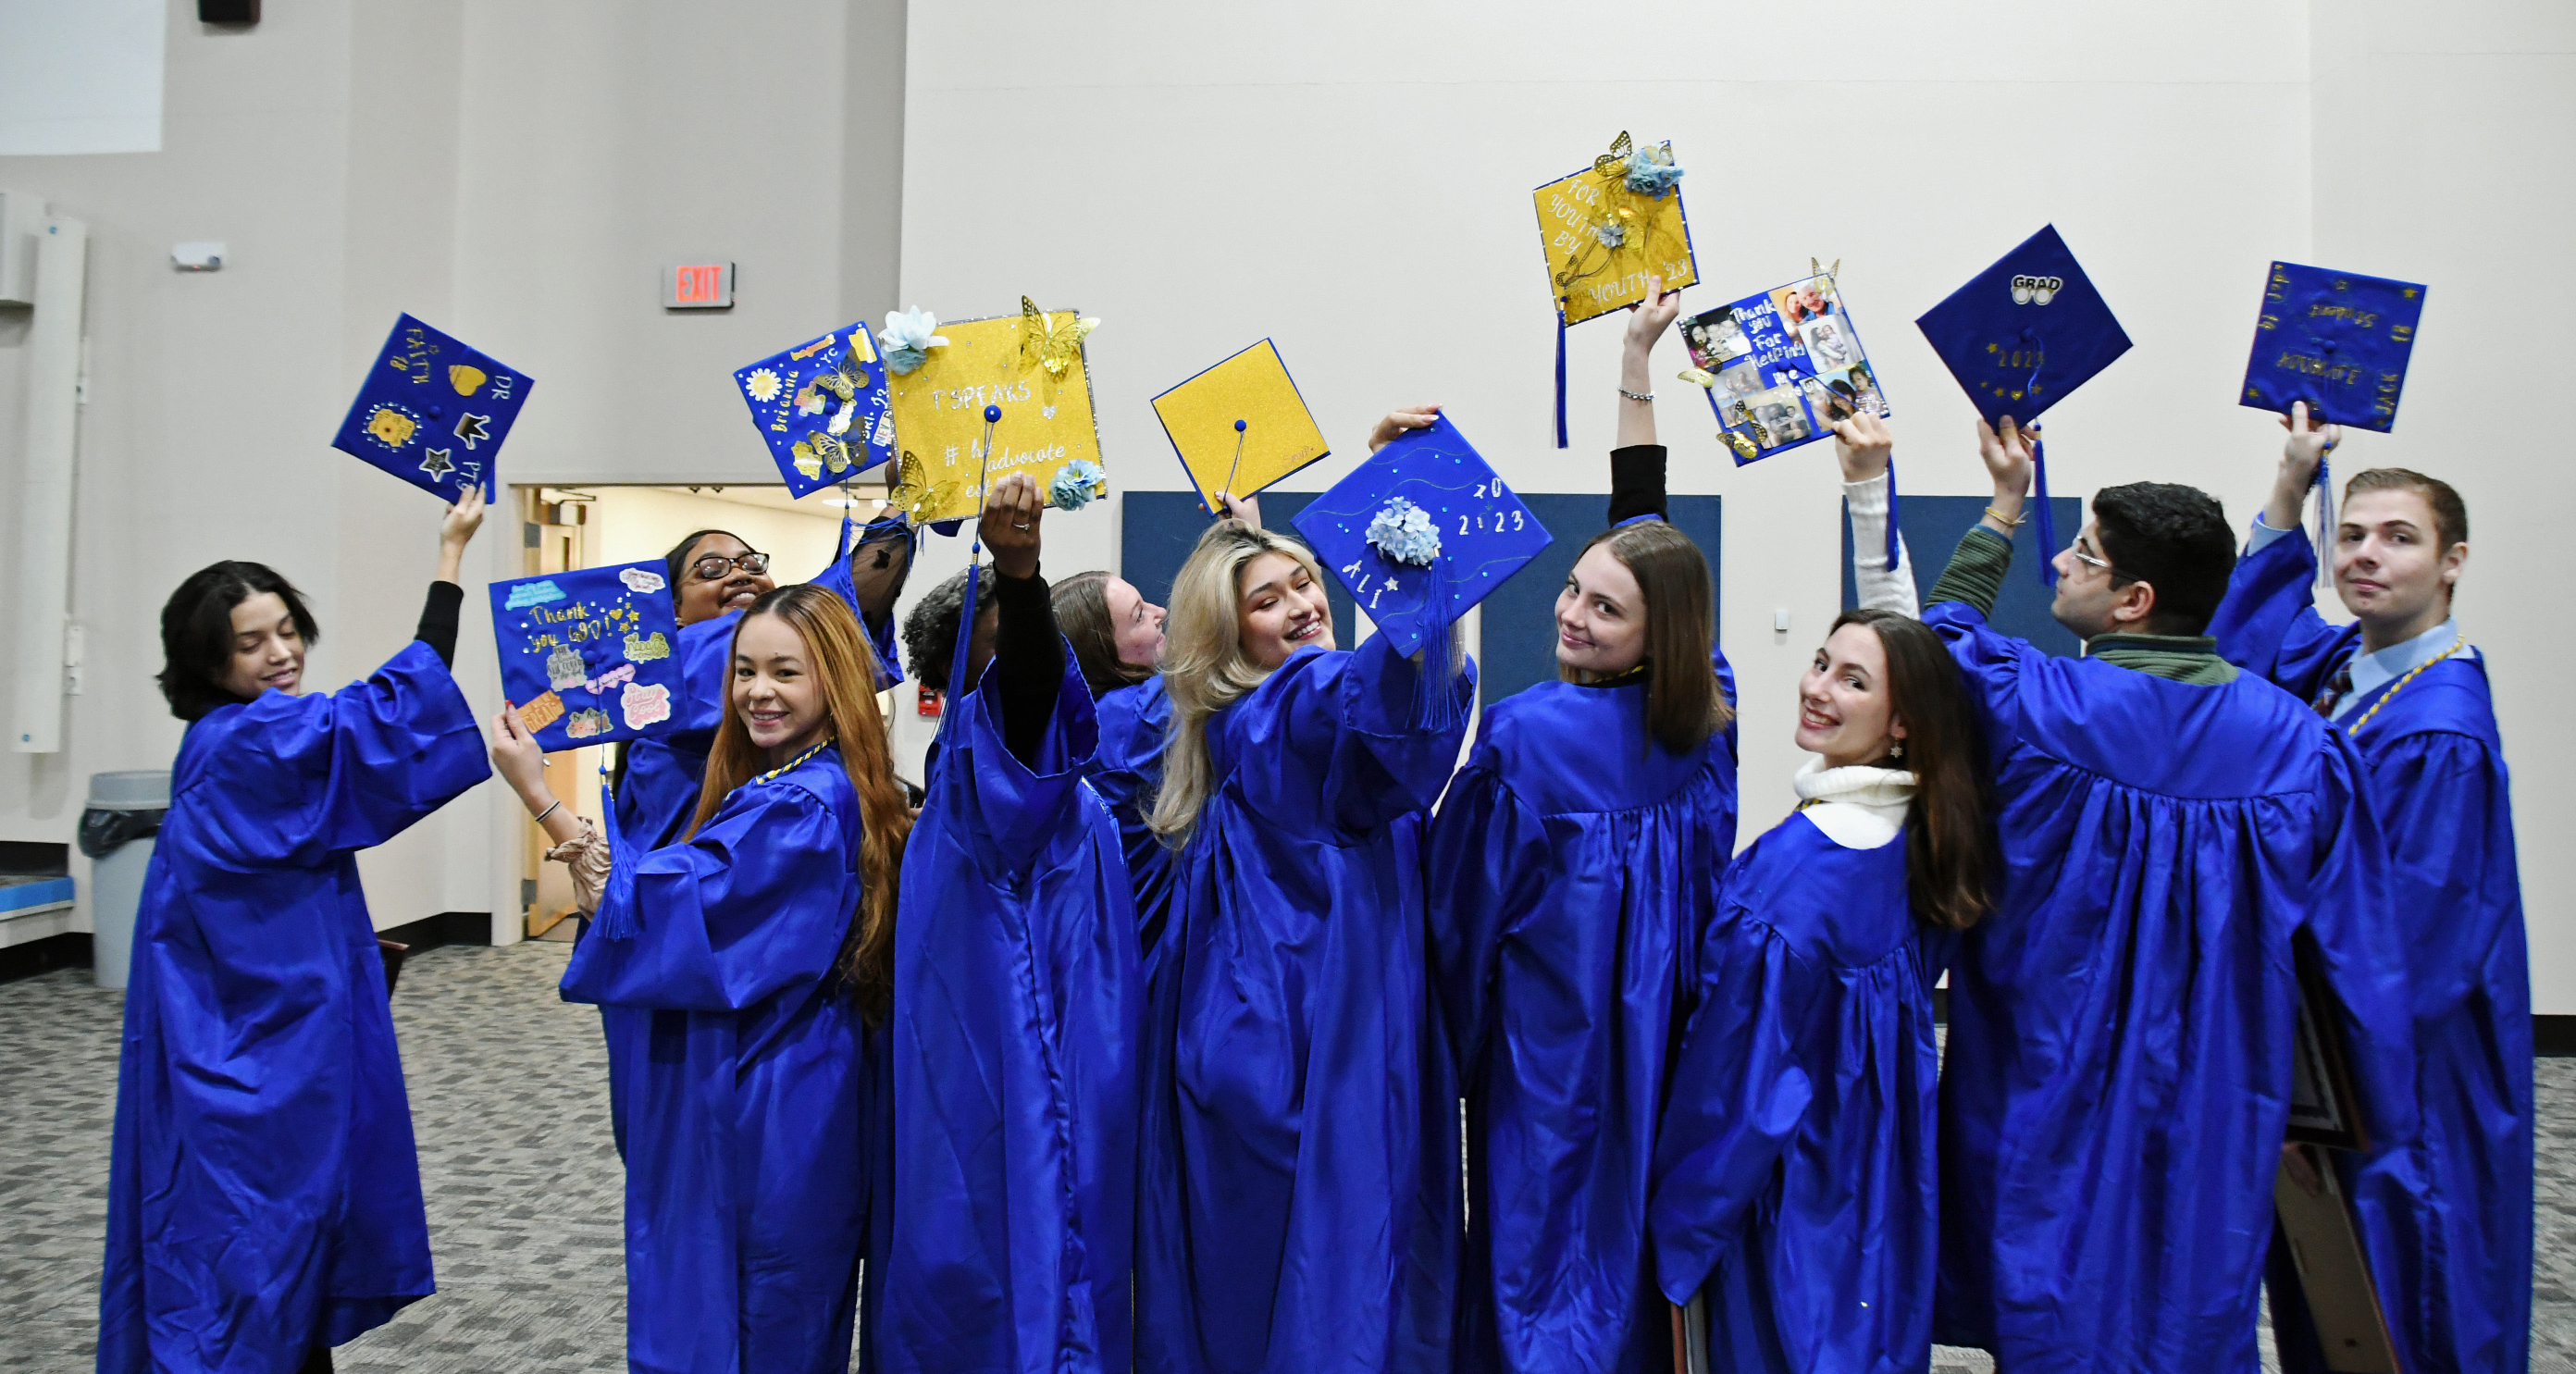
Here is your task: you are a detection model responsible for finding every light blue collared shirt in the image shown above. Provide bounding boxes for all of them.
[2248,515,2465,721]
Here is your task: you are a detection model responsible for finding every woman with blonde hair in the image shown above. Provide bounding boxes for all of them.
[1134,409,1476,1374]
[492,582,911,1374]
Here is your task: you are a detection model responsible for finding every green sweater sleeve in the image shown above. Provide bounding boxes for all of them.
[1926,526,2014,617]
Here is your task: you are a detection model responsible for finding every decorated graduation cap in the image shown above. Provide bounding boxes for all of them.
[1292,415,1553,723]
[1534,131,1699,447]
[1916,225,2133,586]
[2238,261,2428,585]
[331,314,531,501]
[1152,339,1331,514]
[489,562,686,752]
[734,322,896,496]
[882,298,1105,528]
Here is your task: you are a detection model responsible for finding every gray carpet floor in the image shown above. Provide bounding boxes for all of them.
[2,942,2568,1371]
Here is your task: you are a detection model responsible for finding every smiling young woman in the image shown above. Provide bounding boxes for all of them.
[104,490,492,1374]
[1050,568,1177,944]
[1133,409,1476,1374]
[1426,274,1743,1374]
[494,582,910,1373]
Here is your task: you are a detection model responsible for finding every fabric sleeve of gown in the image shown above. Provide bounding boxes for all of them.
[956,611,1101,867]
[990,567,1067,770]
[2372,728,2520,996]
[562,780,852,1012]
[2206,526,2345,700]
[414,580,464,665]
[1247,632,1476,834]
[1423,763,1553,1074]
[1646,910,1820,1303]
[674,610,739,736]
[192,638,489,867]
[2301,731,2421,1155]
[1918,533,2028,746]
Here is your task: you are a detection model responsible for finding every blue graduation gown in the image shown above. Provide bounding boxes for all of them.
[886,652,1144,1373]
[99,640,489,1372]
[1136,635,1475,1374]
[1923,600,2420,1372]
[1648,815,1945,1374]
[1426,666,1738,1374]
[1084,675,1174,957]
[2211,532,2532,1373]
[563,745,874,1374]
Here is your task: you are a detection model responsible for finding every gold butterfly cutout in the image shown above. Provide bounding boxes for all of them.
[887,451,967,524]
[1592,130,1634,180]
[1015,296,1099,381]
[791,431,855,479]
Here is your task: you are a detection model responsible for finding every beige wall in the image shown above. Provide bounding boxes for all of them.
[897,0,2568,1009]
[0,0,907,943]
[1,1,2565,1004]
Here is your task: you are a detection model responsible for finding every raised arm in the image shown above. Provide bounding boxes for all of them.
[2260,401,2335,539]
[2209,402,2347,694]
[1925,417,2037,618]
[1616,275,1681,454]
[1829,413,1915,616]
[979,473,1066,768]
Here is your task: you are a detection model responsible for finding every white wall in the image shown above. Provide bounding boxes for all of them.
[898,0,2568,1009]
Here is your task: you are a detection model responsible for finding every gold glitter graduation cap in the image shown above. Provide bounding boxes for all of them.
[1150,340,1331,515]
[883,297,1105,525]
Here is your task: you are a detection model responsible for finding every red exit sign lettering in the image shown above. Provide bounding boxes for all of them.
[664,261,735,310]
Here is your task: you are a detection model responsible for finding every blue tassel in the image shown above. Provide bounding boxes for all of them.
[1554,313,1569,450]
[2032,438,2059,589]
[1883,455,1901,573]
[938,562,983,748]
[2313,456,2334,588]
[591,756,640,941]
[1410,561,1466,732]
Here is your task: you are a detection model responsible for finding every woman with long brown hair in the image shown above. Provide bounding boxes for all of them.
[1426,278,1739,1374]
[491,582,910,1374]
[1646,415,1995,1374]
[1048,568,1171,947]
[1133,409,1475,1374]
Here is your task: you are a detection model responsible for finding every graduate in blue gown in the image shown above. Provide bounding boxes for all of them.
[883,476,1144,1373]
[502,582,913,1374]
[1050,569,1173,954]
[590,522,912,1159]
[1133,412,1475,1374]
[101,491,494,1374]
[1922,419,2421,1372]
[1650,420,1997,1369]
[2210,404,2531,1374]
[1428,282,1740,1374]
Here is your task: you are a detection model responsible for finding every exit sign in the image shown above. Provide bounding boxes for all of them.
[664,261,734,309]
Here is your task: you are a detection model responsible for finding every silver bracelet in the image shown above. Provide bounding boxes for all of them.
[1617,386,1654,402]
[532,798,562,824]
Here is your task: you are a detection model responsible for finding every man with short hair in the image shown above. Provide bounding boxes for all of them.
[1919,418,2419,1372]
[2211,402,2530,1374]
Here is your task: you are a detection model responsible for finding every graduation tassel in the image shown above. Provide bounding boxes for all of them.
[2312,454,2334,589]
[1553,309,1570,450]
[1410,558,1466,733]
[1883,454,1901,573]
[936,405,1002,745]
[590,755,640,941]
[1222,419,1247,513]
[2031,436,2059,589]
[834,481,856,563]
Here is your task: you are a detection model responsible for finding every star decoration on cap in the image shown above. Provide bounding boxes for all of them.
[418,448,456,481]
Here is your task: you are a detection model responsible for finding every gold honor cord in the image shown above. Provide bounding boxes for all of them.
[2342,634,2464,738]
[755,738,833,784]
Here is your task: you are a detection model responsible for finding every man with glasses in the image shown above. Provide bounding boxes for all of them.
[1912,418,2420,1373]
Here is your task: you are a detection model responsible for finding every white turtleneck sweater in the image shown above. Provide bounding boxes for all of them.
[1792,757,1916,849]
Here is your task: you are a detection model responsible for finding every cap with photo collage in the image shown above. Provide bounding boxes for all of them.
[1915,225,2134,586]
[1151,339,1331,515]
[331,313,532,501]
[1291,415,1553,723]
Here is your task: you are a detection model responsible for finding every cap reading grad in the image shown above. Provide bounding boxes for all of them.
[735,321,898,497]
[1152,339,1331,515]
[1915,224,2134,585]
[1292,415,1553,722]
[332,313,532,501]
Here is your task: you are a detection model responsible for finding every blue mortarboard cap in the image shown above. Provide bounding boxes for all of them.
[1915,224,2132,427]
[332,314,532,501]
[488,561,686,753]
[2238,261,2425,433]
[1290,415,1554,659]
[735,323,897,497]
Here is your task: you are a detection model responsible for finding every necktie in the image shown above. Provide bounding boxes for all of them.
[2314,659,2354,718]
